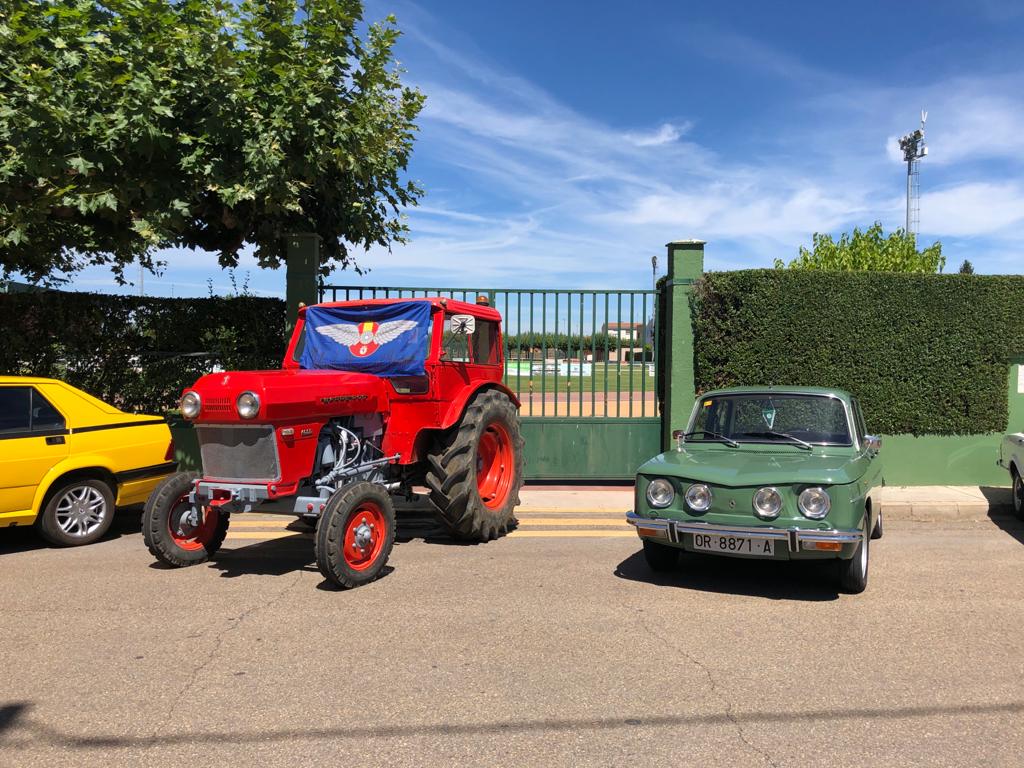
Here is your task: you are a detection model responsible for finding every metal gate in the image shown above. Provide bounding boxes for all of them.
[319,284,661,480]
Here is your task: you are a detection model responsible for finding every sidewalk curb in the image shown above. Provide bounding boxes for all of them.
[883,502,1013,522]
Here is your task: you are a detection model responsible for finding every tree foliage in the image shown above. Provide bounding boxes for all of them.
[775,223,944,273]
[0,0,424,283]
[958,259,975,275]
[0,290,285,413]
[504,332,625,356]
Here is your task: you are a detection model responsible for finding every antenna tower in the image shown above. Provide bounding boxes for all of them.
[898,111,928,237]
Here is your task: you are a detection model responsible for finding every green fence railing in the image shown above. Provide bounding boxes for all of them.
[320,285,660,420]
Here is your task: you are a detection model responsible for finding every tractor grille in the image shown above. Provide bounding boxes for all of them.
[196,425,280,482]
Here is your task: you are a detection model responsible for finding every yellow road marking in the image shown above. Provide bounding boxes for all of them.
[225,529,639,541]
[227,513,628,527]
[515,517,628,526]
[228,518,627,529]
[507,530,636,538]
[228,518,297,527]
[516,508,629,514]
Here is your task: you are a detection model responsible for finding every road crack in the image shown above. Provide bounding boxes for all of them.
[636,611,780,768]
[156,571,305,735]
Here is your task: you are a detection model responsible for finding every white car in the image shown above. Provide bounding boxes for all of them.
[998,432,1024,518]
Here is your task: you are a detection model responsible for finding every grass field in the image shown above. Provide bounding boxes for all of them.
[503,367,654,396]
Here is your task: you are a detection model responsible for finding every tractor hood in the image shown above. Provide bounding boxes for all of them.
[187,368,389,423]
[639,445,868,488]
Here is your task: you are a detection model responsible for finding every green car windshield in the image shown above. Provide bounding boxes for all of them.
[688,393,853,446]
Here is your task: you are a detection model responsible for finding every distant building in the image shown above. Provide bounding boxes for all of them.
[601,321,644,341]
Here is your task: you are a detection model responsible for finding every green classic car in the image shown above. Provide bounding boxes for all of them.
[627,386,883,593]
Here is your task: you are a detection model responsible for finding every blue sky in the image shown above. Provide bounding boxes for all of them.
[65,0,1024,297]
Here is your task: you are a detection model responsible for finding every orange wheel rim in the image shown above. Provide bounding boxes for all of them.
[477,421,514,510]
[342,502,387,571]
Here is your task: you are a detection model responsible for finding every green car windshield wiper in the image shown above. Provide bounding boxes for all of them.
[681,429,738,448]
[742,430,813,450]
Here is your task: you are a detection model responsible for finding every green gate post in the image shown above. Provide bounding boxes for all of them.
[662,240,705,448]
[285,233,321,338]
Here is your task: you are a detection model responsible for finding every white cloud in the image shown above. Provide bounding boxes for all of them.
[920,182,1024,237]
[626,122,691,147]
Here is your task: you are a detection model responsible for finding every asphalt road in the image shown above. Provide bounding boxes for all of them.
[1,508,1022,767]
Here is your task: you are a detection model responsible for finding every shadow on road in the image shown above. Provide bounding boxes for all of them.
[4,699,1023,752]
[613,550,841,602]
[208,534,319,578]
[981,485,1023,546]
[0,702,29,738]
[0,508,142,557]
[202,509,479,579]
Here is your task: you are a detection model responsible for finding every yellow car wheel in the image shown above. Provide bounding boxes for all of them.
[38,478,115,547]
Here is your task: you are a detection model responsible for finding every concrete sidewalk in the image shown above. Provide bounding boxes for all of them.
[519,485,1017,522]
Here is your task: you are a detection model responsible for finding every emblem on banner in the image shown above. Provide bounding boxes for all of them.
[314,320,418,358]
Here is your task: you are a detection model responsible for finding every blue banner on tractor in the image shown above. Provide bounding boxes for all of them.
[299,301,432,376]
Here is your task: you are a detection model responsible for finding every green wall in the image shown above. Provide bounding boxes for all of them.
[520,418,662,480]
[874,361,1022,486]
[878,433,1006,486]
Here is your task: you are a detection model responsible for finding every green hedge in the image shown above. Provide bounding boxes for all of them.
[692,270,1024,435]
[0,291,286,414]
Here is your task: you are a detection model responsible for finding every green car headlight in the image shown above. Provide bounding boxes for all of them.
[799,487,831,519]
[685,483,713,512]
[646,478,675,509]
[753,487,783,520]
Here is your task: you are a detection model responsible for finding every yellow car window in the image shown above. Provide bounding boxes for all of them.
[0,387,31,434]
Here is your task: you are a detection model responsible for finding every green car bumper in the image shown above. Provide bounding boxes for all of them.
[625,511,863,561]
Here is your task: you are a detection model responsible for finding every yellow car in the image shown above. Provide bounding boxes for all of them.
[0,376,176,546]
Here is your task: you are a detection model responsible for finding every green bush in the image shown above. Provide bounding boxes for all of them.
[0,291,285,414]
[692,270,1024,435]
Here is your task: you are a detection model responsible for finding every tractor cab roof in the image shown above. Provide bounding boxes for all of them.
[301,297,502,323]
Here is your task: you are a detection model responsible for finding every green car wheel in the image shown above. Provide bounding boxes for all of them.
[642,539,678,572]
[838,519,870,594]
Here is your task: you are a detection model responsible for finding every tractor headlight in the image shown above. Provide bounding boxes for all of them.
[753,487,783,520]
[798,487,831,519]
[646,479,675,509]
[685,483,713,512]
[180,391,201,420]
[236,391,261,420]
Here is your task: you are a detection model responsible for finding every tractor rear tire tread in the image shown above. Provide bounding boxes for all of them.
[426,390,524,541]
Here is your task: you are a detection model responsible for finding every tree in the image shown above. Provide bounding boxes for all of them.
[0,0,424,284]
[774,223,944,273]
[958,259,975,275]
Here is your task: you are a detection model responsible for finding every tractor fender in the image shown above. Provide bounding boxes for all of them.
[440,382,521,431]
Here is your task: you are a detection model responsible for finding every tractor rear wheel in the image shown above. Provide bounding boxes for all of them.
[143,471,230,567]
[426,389,524,541]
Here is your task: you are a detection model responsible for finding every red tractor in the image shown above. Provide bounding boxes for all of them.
[143,297,524,588]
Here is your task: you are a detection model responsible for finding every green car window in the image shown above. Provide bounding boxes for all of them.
[691,394,852,446]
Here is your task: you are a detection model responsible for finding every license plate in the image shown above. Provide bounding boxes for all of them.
[690,533,775,556]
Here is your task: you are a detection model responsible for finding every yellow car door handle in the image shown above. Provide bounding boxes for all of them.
[45,435,65,446]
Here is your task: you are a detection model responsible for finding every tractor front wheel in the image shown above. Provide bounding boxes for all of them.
[143,472,230,567]
[314,482,396,589]
[426,389,524,541]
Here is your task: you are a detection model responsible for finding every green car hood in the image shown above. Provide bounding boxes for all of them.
[639,446,869,487]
